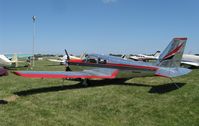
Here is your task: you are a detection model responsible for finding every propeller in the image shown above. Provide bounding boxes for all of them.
[64,49,71,71]
[80,51,87,60]
[65,49,70,60]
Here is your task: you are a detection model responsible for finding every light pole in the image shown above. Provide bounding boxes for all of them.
[32,16,36,68]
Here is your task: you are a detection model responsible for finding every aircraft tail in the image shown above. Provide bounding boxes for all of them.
[156,38,187,68]
[11,53,18,67]
[154,51,161,57]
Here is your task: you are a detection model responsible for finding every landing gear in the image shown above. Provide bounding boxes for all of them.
[169,78,179,88]
[81,79,89,87]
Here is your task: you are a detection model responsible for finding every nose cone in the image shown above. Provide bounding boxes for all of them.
[68,59,84,63]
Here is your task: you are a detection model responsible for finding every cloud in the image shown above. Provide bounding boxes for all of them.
[102,0,117,4]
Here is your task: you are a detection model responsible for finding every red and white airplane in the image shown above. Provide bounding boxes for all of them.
[48,54,82,65]
[14,38,191,86]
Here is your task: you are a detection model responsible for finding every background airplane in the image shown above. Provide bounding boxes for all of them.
[122,51,199,68]
[123,51,161,61]
[15,38,191,86]
[48,51,83,65]
[5,54,32,60]
[1,53,31,68]
[181,54,199,67]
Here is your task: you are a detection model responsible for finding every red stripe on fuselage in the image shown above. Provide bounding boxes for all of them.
[68,60,158,71]
[105,63,158,71]
[69,59,84,63]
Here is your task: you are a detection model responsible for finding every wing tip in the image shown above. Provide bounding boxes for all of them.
[14,71,21,76]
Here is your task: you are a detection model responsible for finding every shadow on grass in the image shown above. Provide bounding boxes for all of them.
[14,79,186,96]
[0,100,8,105]
[149,83,185,94]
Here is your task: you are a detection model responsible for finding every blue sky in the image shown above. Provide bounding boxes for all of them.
[0,0,199,55]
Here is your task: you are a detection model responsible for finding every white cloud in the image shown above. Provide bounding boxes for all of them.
[102,0,117,4]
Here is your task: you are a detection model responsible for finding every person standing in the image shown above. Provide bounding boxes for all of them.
[65,59,71,71]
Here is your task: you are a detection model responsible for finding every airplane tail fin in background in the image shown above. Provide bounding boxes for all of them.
[154,51,161,57]
[156,38,187,68]
[11,53,18,67]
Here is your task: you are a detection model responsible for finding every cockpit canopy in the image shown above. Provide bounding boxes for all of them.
[83,54,107,64]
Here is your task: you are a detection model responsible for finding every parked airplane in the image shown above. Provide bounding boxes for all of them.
[14,38,191,86]
[124,51,161,61]
[181,54,199,67]
[0,53,29,68]
[5,54,32,60]
[48,52,82,65]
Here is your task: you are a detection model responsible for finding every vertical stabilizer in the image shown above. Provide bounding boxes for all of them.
[154,51,161,57]
[11,53,18,67]
[156,38,187,67]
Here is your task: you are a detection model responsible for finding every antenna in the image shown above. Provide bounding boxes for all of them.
[32,16,37,69]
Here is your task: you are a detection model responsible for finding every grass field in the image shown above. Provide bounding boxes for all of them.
[0,60,199,126]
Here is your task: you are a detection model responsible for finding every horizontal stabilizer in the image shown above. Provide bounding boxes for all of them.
[155,67,191,78]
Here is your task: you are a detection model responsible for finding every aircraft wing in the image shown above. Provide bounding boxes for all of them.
[181,61,199,67]
[48,59,64,63]
[14,68,119,79]
[10,60,25,63]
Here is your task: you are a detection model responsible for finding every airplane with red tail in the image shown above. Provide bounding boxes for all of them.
[14,38,191,86]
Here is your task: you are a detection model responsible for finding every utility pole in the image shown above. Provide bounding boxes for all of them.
[32,16,36,68]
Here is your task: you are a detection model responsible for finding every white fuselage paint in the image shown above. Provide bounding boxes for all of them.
[0,55,12,67]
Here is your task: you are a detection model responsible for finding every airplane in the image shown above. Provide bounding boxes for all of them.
[5,53,32,60]
[0,53,31,69]
[123,51,161,61]
[14,38,191,86]
[181,54,199,67]
[0,54,23,67]
[48,52,82,65]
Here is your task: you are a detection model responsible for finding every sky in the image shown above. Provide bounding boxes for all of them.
[0,0,199,55]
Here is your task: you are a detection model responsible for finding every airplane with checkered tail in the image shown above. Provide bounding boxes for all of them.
[14,38,191,86]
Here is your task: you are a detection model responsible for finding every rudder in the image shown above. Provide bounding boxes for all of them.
[156,38,187,67]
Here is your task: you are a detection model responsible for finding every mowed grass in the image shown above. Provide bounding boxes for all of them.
[0,60,199,126]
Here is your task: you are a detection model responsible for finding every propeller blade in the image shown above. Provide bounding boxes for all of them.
[64,49,72,71]
[64,49,70,60]
[80,51,86,59]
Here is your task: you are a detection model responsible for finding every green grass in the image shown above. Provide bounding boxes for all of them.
[0,60,199,126]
